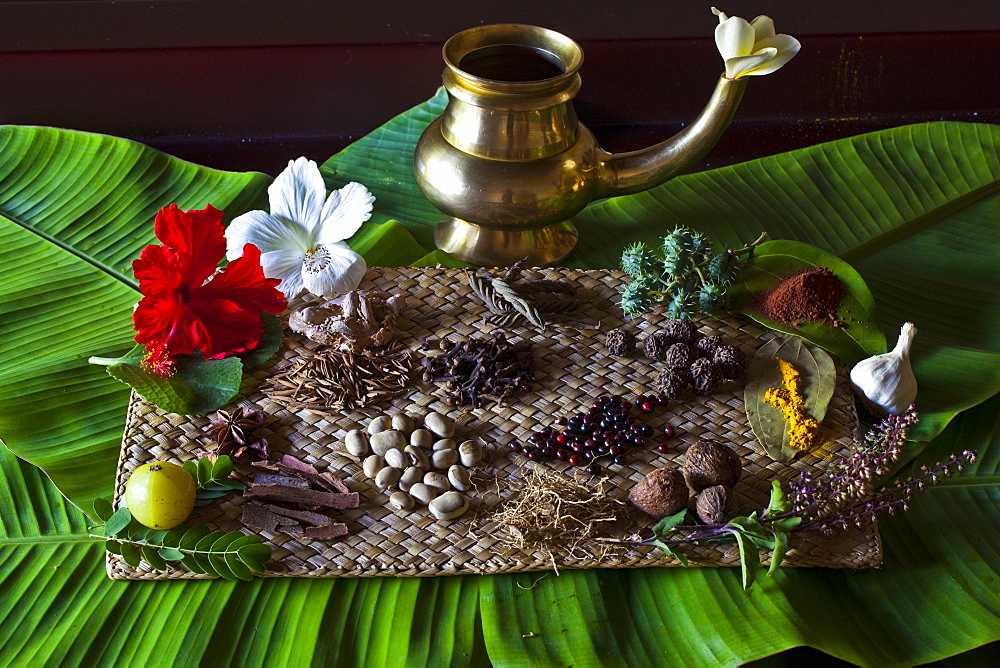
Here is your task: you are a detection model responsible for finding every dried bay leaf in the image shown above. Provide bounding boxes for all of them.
[744,335,836,462]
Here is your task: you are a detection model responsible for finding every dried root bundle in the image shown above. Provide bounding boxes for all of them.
[487,466,629,564]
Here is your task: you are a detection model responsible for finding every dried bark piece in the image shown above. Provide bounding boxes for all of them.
[244,486,360,509]
[242,502,285,532]
[318,472,350,495]
[266,504,333,526]
[252,455,350,494]
[275,453,318,476]
[244,453,356,540]
[253,473,310,489]
[304,524,349,540]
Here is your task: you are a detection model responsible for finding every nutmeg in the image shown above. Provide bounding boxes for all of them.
[695,485,735,524]
[682,439,742,492]
[627,466,689,519]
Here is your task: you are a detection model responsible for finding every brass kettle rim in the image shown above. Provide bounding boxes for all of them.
[442,23,584,89]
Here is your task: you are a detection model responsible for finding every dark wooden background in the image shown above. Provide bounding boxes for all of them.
[2,1,998,177]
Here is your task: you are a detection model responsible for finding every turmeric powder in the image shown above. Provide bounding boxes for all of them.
[764,357,820,450]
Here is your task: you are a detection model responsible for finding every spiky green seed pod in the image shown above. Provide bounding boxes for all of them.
[666,287,698,320]
[705,252,742,286]
[661,227,693,257]
[620,278,655,316]
[621,242,661,278]
[687,231,713,263]
[697,282,727,314]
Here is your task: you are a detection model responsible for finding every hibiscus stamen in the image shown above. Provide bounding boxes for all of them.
[302,247,333,274]
[141,342,177,377]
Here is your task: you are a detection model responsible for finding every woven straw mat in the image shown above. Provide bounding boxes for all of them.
[109,267,880,580]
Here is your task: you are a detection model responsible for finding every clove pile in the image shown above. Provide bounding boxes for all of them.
[242,453,359,540]
[421,332,534,408]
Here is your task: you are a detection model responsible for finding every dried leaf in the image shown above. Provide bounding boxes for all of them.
[744,335,836,462]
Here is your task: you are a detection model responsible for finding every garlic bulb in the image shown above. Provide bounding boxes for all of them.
[850,322,918,415]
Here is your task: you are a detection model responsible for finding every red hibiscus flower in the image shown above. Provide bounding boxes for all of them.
[132,204,287,376]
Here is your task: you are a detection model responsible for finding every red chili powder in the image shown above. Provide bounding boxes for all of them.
[762,267,844,325]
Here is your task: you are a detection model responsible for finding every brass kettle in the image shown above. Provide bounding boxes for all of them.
[414,23,747,266]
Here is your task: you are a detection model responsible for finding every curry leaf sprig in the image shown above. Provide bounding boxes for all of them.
[90,499,271,581]
[185,455,246,506]
[619,227,766,318]
[640,408,974,589]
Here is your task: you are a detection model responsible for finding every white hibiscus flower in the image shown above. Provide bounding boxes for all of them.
[225,157,375,300]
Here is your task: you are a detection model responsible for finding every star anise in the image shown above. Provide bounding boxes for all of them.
[209,407,268,452]
[229,437,270,464]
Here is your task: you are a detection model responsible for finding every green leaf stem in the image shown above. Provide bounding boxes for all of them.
[92,505,270,582]
[183,455,245,506]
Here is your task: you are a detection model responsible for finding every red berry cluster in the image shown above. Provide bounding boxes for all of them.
[634,393,669,414]
[510,394,675,474]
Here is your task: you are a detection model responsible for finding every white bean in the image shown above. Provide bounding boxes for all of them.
[367,415,393,435]
[403,445,430,470]
[424,412,455,439]
[389,491,414,511]
[391,414,414,433]
[371,430,406,456]
[423,471,450,494]
[384,448,407,470]
[432,448,459,470]
[409,429,435,448]
[345,429,369,457]
[459,439,484,467]
[374,466,401,490]
[409,483,437,505]
[399,466,424,492]
[429,492,469,520]
[362,454,384,479]
[448,465,471,492]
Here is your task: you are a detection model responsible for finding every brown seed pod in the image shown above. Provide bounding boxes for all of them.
[643,331,674,362]
[682,439,742,493]
[695,485,735,524]
[604,328,637,357]
[627,466,689,519]
[664,342,695,370]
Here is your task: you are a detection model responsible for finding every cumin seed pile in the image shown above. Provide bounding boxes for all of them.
[260,343,414,414]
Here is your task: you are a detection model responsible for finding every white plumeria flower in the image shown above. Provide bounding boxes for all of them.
[712,7,800,79]
[225,157,375,300]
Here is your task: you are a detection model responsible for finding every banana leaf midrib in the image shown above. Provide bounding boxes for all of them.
[929,477,1000,488]
[839,180,1000,264]
[0,534,100,547]
[0,210,139,291]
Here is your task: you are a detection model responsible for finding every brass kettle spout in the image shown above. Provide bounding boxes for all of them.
[596,75,747,198]
[414,24,748,267]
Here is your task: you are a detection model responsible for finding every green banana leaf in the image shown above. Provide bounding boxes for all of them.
[2,93,999,667]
